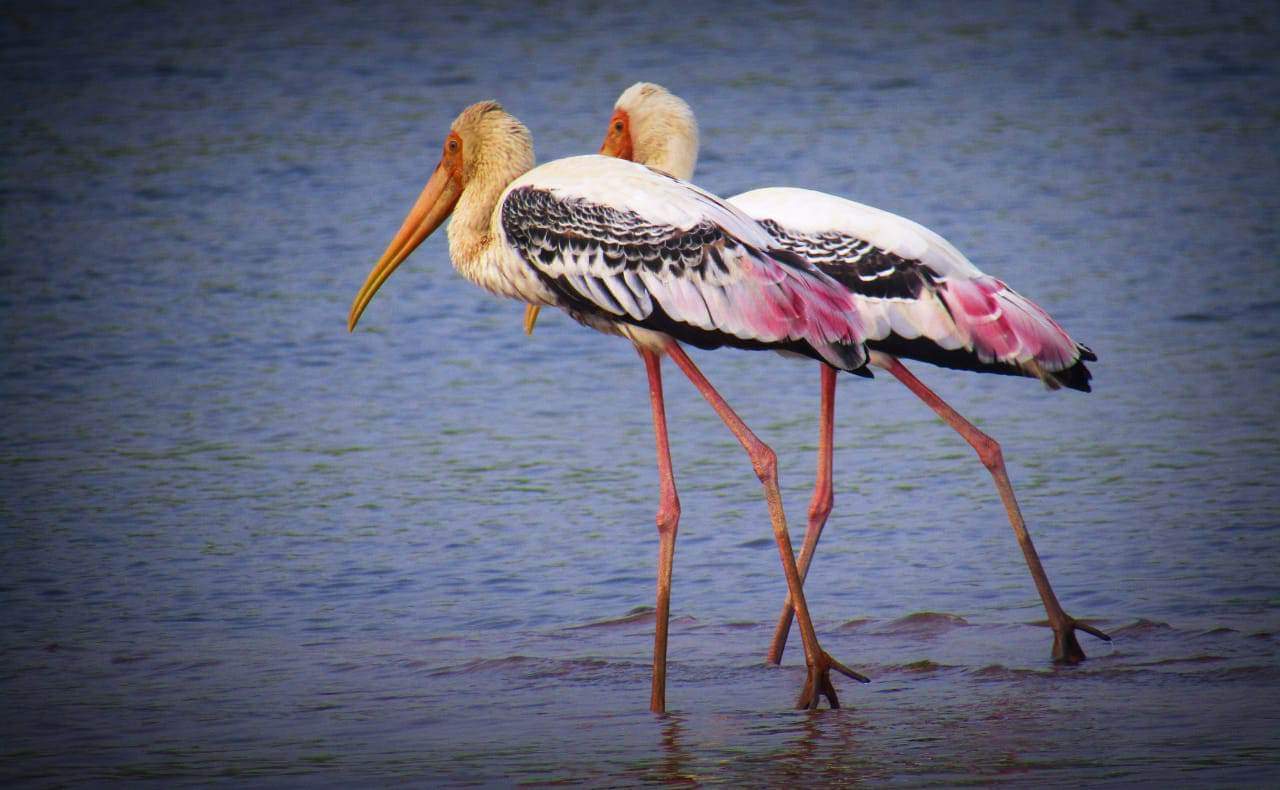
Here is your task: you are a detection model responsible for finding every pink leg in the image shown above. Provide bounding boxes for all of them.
[641,349,681,714]
[664,343,865,708]
[882,356,1110,662]
[767,363,837,665]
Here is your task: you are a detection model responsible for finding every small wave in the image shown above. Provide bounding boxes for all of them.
[1194,627,1238,638]
[427,654,643,681]
[1172,63,1269,84]
[147,658,224,676]
[970,663,1050,681]
[565,607,656,630]
[1128,654,1226,668]
[1115,662,1278,683]
[882,659,964,675]
[1171,301,1280,325]
[870,77,921,91]
[1197,664,1280,682]
[835,617,872,632]
[1170,312,1225,323]
[1245,299,1280,315]
[428,655,536,677]
[1110,619,1173,636]
[879,612,969,635]
[426,74,476,87]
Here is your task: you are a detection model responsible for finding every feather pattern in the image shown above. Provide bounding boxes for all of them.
[733,188,1095,391]
[497,157,869,370]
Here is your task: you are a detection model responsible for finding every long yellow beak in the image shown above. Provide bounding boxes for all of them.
[348,161,461,332]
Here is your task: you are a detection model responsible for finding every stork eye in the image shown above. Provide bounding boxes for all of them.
[447,138,459,152]
[613,121,624,133]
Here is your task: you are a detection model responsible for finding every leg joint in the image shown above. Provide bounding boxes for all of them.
[751,445,778,484]
[974,432,1003,471]
[656,499,681,536]
[807,490,833,525]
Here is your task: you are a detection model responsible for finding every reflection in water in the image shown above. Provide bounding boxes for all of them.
[642,708,874,785]
[657,714,696,785]
[781,712,869,785]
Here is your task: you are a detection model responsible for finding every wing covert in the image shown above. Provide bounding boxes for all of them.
[735,188,1094,390]
[499,180,867,371]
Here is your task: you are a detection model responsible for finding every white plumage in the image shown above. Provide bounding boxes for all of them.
[499,156,869,369]
[596,82,1109,670]
[349,101,873,712]
[731,186,1089,380]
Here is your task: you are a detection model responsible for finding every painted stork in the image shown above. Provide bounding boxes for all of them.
[576,82,1110,666]
[348,101,873,713]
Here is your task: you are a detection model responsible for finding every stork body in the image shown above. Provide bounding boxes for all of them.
[349,102,868,712]
[596,83,1108,665]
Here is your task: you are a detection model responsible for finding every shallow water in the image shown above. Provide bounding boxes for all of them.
[2,0,1278,786]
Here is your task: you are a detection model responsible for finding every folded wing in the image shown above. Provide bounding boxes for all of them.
[732,187,1095,391]
[500,157,870,371]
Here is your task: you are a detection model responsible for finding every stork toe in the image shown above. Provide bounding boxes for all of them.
[1051,616,1111,664]
[795,651,869,710]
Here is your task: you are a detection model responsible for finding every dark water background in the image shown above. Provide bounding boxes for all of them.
[3,0,1278,785]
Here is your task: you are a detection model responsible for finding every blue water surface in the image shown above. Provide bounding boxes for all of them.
[2,1,1278,785]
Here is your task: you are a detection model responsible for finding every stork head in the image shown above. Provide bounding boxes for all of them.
[599,82,698,181]
[349,101,533,331]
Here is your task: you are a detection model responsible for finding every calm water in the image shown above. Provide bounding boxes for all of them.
[3,0,1279,785]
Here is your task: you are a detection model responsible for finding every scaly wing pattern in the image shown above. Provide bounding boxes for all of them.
[500,157,869,370]
[732,188,1095,391]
